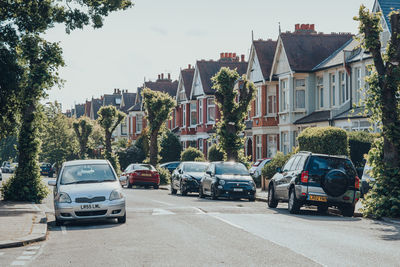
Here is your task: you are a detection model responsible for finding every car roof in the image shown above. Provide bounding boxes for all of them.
[298,151,349,159]
[63,159,109,167]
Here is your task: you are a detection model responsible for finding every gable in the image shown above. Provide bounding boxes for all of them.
[271,39,291,76]
[176,74,187,102]
[248,49,264,83]
[191,69,204,98]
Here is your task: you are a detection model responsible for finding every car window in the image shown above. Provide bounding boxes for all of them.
[170,162,180,168]
[133,164,155,171]
[307,156,356,176]
[215,163,249,175]
[290,156,301,171]
[125,164,133,173]
[183,163,209,172]
[296,156,307,170]
[60,164,116,185]
[283,156,296,172]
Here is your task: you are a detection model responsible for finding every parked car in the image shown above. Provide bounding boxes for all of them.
[199,162,256,201]
[159,161,180,174]
[171,161,209,195]
[48,159,126,226]
[1,161,11,173]
[361,163,374,197]
[249,158,271,178]
[40,162,55,177]
[0,167,2,181]
[267,151,360,217]
[120,163,160,189]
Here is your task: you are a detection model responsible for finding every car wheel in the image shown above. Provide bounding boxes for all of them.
[180,183,187,196]
[267,186,278,208]
[199,186,205,198]
[154,185,159,189]
[171,185,177,195]
[317,205,329,214]
[249,196,256,202]
[288,189,301,214]
[211,185,218,200]
[144,185,150,189]
[126,179,132,188]
[55,218,64,226]
[340,204,355,217]
[118,213,126,224]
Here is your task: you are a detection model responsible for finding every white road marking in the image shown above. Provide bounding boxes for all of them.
[208,214,244,230]
[152,200,173,206]
[17,256,32,260]
[152,208,175,215]
[11,261,26,266]
[61,226,67,235]
[22,251,36,255]
[26,246,40,251]
[192,207,206,214]
[32,204,40,211]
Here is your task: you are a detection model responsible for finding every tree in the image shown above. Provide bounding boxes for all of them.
[181,147,205,162]
[0,1,132,202]
[142,88,176,166]
[207,144,224,161]
[97,105,126,172]
[0,136,18,163]
[160,130,182,163]
[212,67,256,161]
[355,6,400,218]
[41,102,78,174]
[73,117,93,159]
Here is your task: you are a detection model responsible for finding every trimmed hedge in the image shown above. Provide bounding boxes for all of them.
[348,131,376,168]
[208,144,224,161]
[157,166,171,185]
[297,127,349,156]
[261,151,291,180]
[181,147,205,162]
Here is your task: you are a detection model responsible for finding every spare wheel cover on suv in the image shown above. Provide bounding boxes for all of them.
[321,169,349,197]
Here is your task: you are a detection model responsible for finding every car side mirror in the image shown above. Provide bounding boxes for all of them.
[276,167,282,173]
[179,169,183,174]
[206,170,212,176]
[48,180,56,186]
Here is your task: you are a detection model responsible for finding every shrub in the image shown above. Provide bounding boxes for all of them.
[262,152,291,180]
[1,174,49,203]
[160,130,182,163]
[297,127,349,156]
[157,167,171,185]
[118,145,145,170]
[181,147,205,162]
[208,144,224,161]
[348,131,377,168]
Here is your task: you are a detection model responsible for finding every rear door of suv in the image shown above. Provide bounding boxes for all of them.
[275,155,296,199]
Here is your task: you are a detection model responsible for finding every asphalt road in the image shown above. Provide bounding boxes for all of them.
[1,177,400,266]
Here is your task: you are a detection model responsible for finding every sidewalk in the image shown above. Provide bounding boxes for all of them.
[0,201,47,249]
[255,188,363,217]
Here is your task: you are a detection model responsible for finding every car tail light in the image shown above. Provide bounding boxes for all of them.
[131,172,138,177]
[301,171,309,183]
[154,172,160,178]
[355,176,360,189]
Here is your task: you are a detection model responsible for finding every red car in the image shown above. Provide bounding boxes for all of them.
[121,164,160,189]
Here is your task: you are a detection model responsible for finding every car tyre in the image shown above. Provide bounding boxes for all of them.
[199,186,205,198]
[171,185,177,195]
[55,218,64,226]
[288,188,301,214]
[249,196,256,202]
[267,186,278,208]
[340,204,355,217]
[118,213,126,224]
[180,183,187,196]
[211,185,218,200]
[126,179,132,188]
[154,185,159,189]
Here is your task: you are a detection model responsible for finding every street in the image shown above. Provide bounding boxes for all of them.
[0,174,399,267]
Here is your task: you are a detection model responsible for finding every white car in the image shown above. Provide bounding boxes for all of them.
[249,158,271,178]
[48,159,126,226]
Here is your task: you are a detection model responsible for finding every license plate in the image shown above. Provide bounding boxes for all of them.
[80,204,100,209]
[141,173,151,177]
[308,195,327,202]
[233,188,243,192]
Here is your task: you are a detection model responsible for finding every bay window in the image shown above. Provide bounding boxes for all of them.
[295,79,305,109]
[267,86,276,115]
[317,76,324,109]
[199,99,203,124]
[207,98,215,123]
[190,102,197,126]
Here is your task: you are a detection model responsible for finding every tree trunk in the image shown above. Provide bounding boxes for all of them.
[105,131,112,155]
[149,130,158,166]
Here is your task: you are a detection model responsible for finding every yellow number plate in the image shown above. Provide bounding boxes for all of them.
[308,195,327,202]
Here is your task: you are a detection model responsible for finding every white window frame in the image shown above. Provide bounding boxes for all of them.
[266,86,276,115]
[294,79,306,109]
[267,135,277,158]
[207,98,215,123]
[190,102,197,127]
[355,67,361,105]
[282,132,289,155]
[198,138,203,153]
[280,79,288,112]
[199,99,203,124]
[330,73,336,107]
[256,135,262,160]
[339,71,346,104]
[121,118,127,136]
[136,114,143,134]
[255,86,261,117]
[183,104,187,127]
[317,76,324,109]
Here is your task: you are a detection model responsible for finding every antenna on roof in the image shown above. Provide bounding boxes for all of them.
[251,30,254,41]
[279,22,281,35]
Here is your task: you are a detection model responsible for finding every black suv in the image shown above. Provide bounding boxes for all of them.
[267,152,361,217]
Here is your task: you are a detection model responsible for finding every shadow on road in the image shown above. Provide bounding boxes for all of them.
[48,219,122,231]
[373,221,400,241]
[269,207,362,222]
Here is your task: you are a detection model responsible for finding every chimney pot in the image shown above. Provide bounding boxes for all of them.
[188,64,191,69]
[310,24,315,31]
[158,74,160,80]
[228,52,232,58]
[241,54,245,62]
[295,24,300,31]
[224,52,229,58]
[168,73,171,80]
[233,53,236,58]
[161,73,164,79]
[220,52,224,59]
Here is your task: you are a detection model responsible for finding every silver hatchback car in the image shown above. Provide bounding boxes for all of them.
[48,160,126,226]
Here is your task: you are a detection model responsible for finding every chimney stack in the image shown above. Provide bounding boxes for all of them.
[241,54,245,62]
[168,73,171,80]
[295,23,316,33]
[220,52,224,59]
[188,64,191,69]
[158,74,161,80]
[161,73,164,80]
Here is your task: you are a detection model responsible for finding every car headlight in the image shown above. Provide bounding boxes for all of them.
[109,189,124,201]
[57,192,71,203]
[219,179,225,185]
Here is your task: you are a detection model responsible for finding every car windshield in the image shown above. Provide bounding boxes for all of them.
[60,164,116,185]
[308,156,356,176]
[183,163,209,172]
[133,164,155,171]
[215,163,249,175]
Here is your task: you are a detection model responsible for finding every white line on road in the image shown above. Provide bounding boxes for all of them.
[152,208,175,215]
[192,207,206,214]
[11,261,26,266]
[17,256,32,260]
[208,214,244,230]
[152,200,174,206]
[61,226,67,235]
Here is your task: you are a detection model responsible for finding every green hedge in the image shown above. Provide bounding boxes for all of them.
[261,151,291,180]
[297,126,349,156]
[207,144,224,161]
[181,147,205,162]
[157,167,171,185]
[348,131,376,168]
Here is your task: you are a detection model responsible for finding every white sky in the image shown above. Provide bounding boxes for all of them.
[44,0,374,111]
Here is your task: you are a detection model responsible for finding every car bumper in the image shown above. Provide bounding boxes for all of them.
[54,198,126,221]
[216,186,255,199]
[295,185,360,206]
[182,179,201,192]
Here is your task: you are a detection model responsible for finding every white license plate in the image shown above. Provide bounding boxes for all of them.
[233,188,243,192]
[80,204,100,210]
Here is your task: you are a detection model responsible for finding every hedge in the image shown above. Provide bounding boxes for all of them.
[181,147,205,162]
[157,166,171,185]
[348,131,377,167]
[297,126,349,156]
[207,144,224,161]
[261,151,292,180]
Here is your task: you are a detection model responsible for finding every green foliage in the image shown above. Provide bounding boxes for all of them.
[297,127,349,156]
[87,121,105,159]
[0,136,18,163]
[212,67,256,162]
[207,144,224,161]
[135,128,150,158]
[262,152,292,180]
[156,167,171,185]
[181,147,205,162]
[348,131,377,167]
[142,88,176,166]
[118,145,145,170]
[73,116,93,159]
[160,130,181,163]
